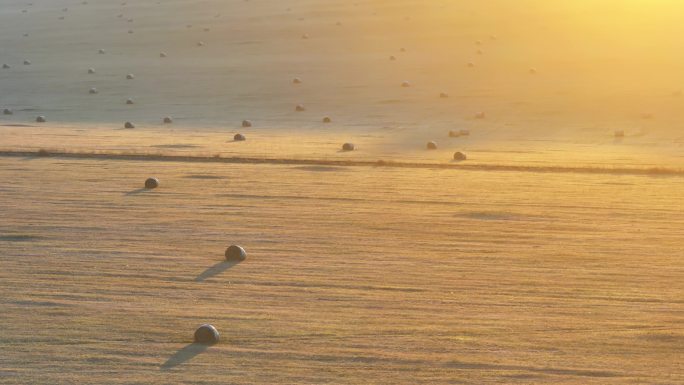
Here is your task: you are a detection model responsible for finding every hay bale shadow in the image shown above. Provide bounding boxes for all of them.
[195,260,241,282]
[161,343,208,370]
[124,188,149,196]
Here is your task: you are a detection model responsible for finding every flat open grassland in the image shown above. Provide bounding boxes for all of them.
[0,153,681,384]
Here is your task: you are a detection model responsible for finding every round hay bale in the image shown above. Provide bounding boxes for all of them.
[128,29,134,34]
[401,81,411,88]
[88,68,95,74]
[3,108,13,115]
[295,104,305,112]
[440,92,449,98]
[2,64,10,69]
[475,112,486,119]
[292,77,302,84]
[124,121,135,129]
[467,62,475,68]
[614,130,625,138]
[23,60,31,65]
[126,74,135,80]
[159,52,167,58]
[301,33,309,39]
[98,49,106,54]
[126,98,134,105]
[453,151,467,161]
[194,324,219,345]
[477,49,483,55]
[89,87,98,94]
[197,41,205,47]
[234,133,246,141]
[529,68,538,75]
[36,116,46,123]
[163,116,173,124]
[225,245,247,261]
[144,177,159,189]
[400,47,406,52]
[459,129,470,136]
[322,116,332,123]
[389,55,396,61]
[342,142,355,151]
[426,141,437,150]
[448,130,460,138]
[242,120,252,128]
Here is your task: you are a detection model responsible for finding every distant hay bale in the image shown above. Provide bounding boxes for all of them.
[88,68,95,74]
[36,116,46,123]
[448,129,471,138]
[475,112,485,119]
[453,151,467,161]
[242,120,252,128]
[477,49,483,55]
[89,87,98,94]
[426,141,437,150]
[197,41,205,47]
[322,116,332,123]
[144,177,159,189]
[614,130,625,138]
[225,245,247,261]
[98,49,106,54]
[295,104,305,112]
[234,133,246,141]
[400,47,406,52]
[467,62,475,68]
[159,52,167,58]
[163,117,173,124]
[23,60,31,65]
[128,29,134,34]
[292,77,302,84]
[401,81,411,88]
[37,149,50,157]
[126,74,135,80]
[2,64,9,69]
[342,142,355,151]
[529,68,538,75]
[3,108,13,115]
[124,121,135,129]
[440,92,449,98]
[194,324,219,345]
[389,55,396,61]
[126,98,134,105]
[301,33,309,39]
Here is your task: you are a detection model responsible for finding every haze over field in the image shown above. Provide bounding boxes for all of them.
[0,1,682,384]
